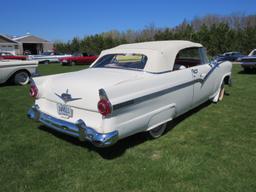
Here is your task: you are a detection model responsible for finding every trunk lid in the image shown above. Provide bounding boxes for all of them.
[37,68,144,111]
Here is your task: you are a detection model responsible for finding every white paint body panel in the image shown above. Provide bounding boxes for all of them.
[0,60,38,83]
[32,41,232,141]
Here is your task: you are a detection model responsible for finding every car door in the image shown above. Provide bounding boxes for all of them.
[174,47,216,108]
[190,48,216,107]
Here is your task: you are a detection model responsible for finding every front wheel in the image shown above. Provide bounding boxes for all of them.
[14,71,30,85]
[148,123,167,139]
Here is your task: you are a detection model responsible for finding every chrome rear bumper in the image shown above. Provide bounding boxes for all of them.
[27,105,118,147]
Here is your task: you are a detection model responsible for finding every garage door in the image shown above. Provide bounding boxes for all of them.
[0,45,15,55]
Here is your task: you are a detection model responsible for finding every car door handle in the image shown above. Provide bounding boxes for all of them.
[191,69,198,74]
[200,73,206,78]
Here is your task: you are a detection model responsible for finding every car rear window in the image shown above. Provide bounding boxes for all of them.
[92,54,147,71]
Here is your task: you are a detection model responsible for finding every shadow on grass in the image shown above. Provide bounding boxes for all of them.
[0,81,17,87]
[39,101,212,159]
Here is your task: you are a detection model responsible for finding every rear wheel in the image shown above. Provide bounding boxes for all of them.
[14,71,30,85]
[71,61,76,65]
[148,123,167,139]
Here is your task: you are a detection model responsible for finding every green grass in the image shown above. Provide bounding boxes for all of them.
[0,64,256,192]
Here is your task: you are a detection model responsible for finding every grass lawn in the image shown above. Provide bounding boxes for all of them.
[0,64,255,192]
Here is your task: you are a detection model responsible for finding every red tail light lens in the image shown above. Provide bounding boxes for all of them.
[98,99,112,116]
[30,84,38,98]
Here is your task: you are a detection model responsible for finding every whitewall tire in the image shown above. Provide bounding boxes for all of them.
[14,71,30,85]
[148,123,167,139]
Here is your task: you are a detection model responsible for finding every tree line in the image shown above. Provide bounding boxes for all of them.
[54,13,256,57]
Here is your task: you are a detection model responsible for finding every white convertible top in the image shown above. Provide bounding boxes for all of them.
[92,40,203,73]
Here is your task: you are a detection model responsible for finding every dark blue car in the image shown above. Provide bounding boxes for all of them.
[215,52,244,62]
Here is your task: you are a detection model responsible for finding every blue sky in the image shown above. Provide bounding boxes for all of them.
[1,0,255,41]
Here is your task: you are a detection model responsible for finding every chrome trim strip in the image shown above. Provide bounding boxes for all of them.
[39,97,97,113]
[113,79,200,110]
[0,64,37,68]
[146,70,173,74]
[203,62,220,81]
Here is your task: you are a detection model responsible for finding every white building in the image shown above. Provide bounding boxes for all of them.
[0,34,18,55]
[0,34,53,55]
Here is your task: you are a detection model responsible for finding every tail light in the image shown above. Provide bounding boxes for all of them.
[98,99,112,116]
[98,89,112,116]
[30,84,38,98]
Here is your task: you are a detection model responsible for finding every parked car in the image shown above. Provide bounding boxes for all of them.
[237,49,256,71]
[215,52,244,62]
[59,53,98,66]
[0,52,27,60]
[0,60,38,85]
[27,41,232,147]
[28,51,72,64]
[23,50,32,55]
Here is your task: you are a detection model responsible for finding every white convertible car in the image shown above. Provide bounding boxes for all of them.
[0,60,38,85]
[28,52,72,64]
[27,41,232,147]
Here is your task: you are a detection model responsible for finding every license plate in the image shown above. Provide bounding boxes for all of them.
[57,103,73,118]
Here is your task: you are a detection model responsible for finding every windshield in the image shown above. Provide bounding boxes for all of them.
[92,53,147,71]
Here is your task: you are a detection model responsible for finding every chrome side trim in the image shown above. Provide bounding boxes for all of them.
[27,106,119,147]
[113,79,199,110]
[0,64,38,68]
[203,62,220,81]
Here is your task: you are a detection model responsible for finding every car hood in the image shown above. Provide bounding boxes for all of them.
[35,68,146,111]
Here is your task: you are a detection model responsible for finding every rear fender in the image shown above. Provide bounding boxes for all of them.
[146,104,176,131]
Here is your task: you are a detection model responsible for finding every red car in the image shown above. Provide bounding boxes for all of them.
[0,52,27,60]
[59,53,98,65]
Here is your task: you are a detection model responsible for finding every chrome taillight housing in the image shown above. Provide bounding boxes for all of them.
[30,84,38,98]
